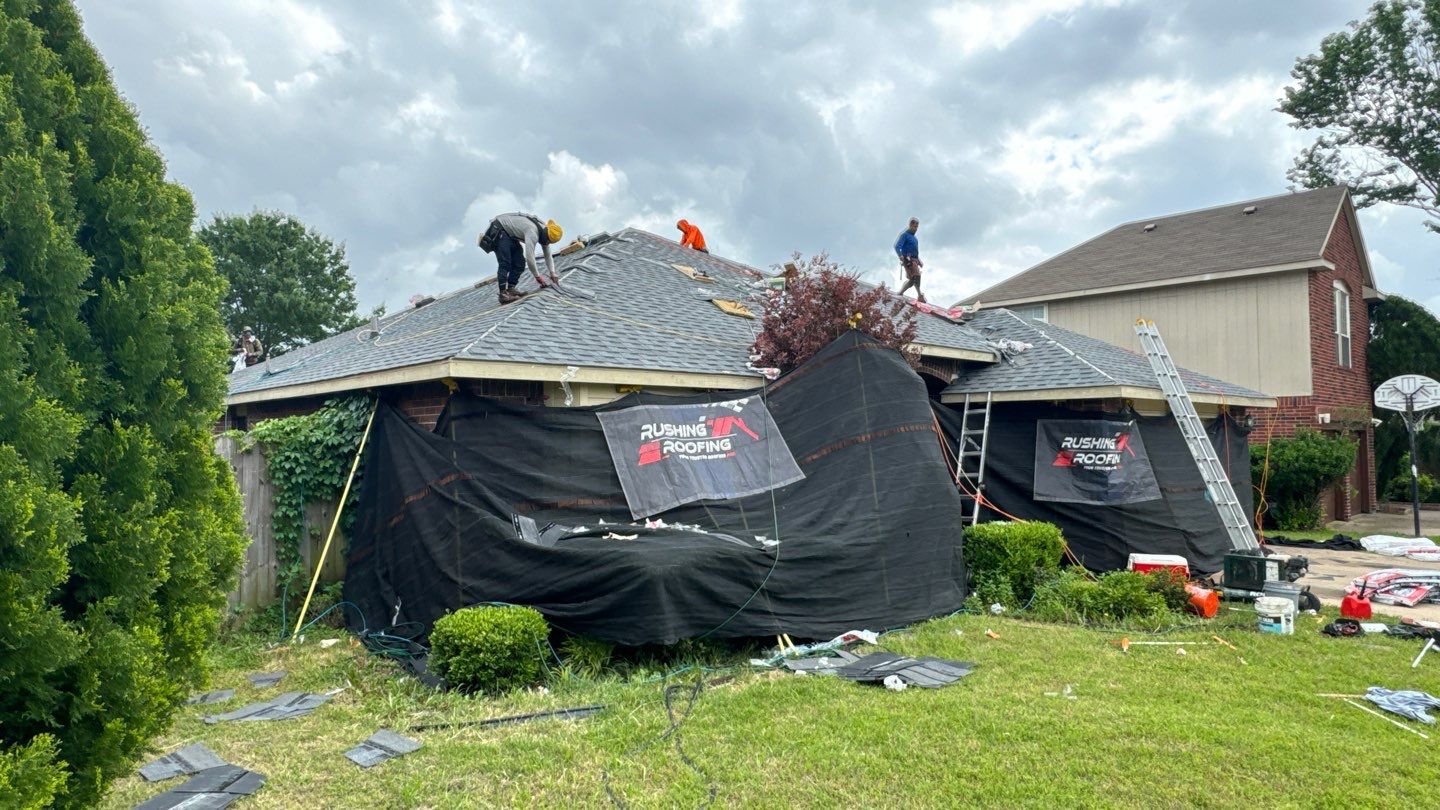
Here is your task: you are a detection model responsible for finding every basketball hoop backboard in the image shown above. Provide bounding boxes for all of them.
[1375,374,1440,413]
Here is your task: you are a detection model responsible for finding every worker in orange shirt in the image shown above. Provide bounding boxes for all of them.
[676,219,708,253]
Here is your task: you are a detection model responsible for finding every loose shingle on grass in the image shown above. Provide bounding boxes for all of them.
[132,765,265,809]
[344,729,423,768]
[138,743,228,781]
[246,670,286,688]
[185,689,235,706]
[203,690,337,724]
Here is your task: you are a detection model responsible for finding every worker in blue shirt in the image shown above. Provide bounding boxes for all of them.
[894,217,926,302]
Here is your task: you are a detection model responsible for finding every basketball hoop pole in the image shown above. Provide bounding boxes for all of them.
[1407,398,1422,538]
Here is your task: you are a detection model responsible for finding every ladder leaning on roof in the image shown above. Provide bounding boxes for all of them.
[955,392,992,526]
[1133,320,1259,550]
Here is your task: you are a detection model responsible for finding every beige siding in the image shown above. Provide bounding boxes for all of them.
[1043,271,1313,396]
[542,381,709,406]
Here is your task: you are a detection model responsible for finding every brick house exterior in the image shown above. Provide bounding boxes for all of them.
[965,187,1381,521]
[1263,209,1375,520]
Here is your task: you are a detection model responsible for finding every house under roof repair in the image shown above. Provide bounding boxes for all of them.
[224,229,1276,623]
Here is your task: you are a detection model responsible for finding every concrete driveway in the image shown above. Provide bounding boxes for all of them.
[1283,511,1440,622]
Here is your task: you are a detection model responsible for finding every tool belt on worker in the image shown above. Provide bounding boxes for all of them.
[478,218,506,253]
[900,255,922,279]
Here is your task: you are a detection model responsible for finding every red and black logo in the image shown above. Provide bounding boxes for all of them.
[636,407,760,466]
[1052,431,1136,472]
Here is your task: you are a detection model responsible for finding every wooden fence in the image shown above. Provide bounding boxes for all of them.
[217,436,346,609]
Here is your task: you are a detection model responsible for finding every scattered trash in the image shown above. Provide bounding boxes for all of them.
[1175,647,1187,656]
[410,704,606,732]
[138,743,227,782]
[1366,687,1440,724]
[833,652,975,689]
[246,671,286,689]
[780,650,861,674]
[344,729,423,768]
[749,629,878,667]
[1322,619,1364,637]
[204,689,341,724]
[185,689,235,706]
[952,629,964,637]
[1044,684,1078,700]
[985,629,1000,640]
[320,638,340,648]
[1361,622,1389,633]
[882,675,908,692]
[989,603,1006,615]
[133,765,266,810]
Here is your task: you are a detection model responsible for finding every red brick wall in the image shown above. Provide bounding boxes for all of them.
[1253,205,1375,518]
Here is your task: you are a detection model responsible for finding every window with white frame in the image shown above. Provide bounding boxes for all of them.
[1011,303,1047,322]
[1333,280,1352,368]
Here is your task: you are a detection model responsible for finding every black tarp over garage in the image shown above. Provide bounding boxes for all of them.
[344,333,968,645]
[935,402,1254,573]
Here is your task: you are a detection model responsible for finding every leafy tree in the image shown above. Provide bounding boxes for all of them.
[0,2,245,805]
[1369,294,1440,490]
[199,210,364,354]
[1280,0,1440,230]
[752,253,919,373]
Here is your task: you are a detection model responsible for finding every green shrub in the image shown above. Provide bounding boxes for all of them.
[1251,429,1356,530]
[1384,469,1438,503]
[964,521,1065,601]
[962,572,1019,613]
[0,736,66,810]
[560,635,614,679]
[430,606,550,693]
[1030,568,1178,629]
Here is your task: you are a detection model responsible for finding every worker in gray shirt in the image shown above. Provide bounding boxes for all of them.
[478,212,563,304]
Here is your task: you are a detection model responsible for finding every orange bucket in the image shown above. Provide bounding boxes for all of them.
[1185,584,1219,618]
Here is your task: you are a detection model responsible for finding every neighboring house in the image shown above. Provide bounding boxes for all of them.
[962,186,1380,519]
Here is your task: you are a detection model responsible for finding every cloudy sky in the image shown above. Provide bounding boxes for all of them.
[79,0,1438,315]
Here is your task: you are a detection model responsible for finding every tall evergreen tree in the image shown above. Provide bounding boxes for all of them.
[0,2,245,806]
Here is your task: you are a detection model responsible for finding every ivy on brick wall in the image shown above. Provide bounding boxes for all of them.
[245,396,374,592]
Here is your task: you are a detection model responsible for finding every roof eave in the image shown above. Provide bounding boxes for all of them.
[940,384,1274,408]
[976,259,1330,308]
[913,342,995,363]
[227,358,762,406]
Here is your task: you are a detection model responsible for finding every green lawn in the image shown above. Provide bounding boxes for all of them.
[103,610,1440,808]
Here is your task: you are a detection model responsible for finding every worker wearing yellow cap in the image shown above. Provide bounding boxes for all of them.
[479,212,563,304]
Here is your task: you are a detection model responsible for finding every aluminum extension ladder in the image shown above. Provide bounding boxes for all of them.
[956,392,992,526]
[1134,320,1259,550]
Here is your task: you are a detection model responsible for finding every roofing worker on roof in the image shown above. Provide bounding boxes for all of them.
[479,212,563,304]
[894,217,926,303]
[235,327,263,366]
[676,219,708,253]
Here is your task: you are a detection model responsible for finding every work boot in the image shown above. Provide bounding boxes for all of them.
[498,286,518,304]
[918,293,928,304]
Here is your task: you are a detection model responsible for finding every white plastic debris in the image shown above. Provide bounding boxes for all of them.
[989,603,1006,615]
[883,675,907,692]
[319,638,339,648]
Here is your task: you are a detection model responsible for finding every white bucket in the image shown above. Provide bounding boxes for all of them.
[1255,596,1295,635]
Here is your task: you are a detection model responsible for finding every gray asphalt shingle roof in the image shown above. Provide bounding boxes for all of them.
[941,309,1270,401]
[228,228,996,399]
[966,185,1349,305]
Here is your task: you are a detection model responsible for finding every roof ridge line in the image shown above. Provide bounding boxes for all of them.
[1000,309,1119,385]
[1107,184,1347,229]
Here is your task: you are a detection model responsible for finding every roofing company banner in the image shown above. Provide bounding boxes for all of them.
[597,397,805,518]
[1033,419,1160,505]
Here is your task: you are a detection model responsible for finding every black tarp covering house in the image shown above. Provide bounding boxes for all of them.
[934,402,1254,573]
[344,332,968,645]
